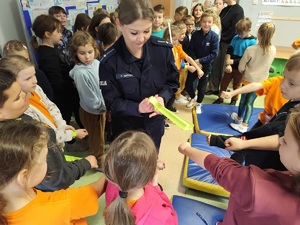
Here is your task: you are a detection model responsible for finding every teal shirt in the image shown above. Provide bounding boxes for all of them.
[152,29,164,38]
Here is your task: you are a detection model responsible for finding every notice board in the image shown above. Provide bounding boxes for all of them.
[17,0,119,65]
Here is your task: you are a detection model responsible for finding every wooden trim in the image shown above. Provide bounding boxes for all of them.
[272,17,300,21]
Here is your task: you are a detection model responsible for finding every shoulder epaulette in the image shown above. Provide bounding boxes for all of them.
[151,37,173,48]
[99,48,116,64]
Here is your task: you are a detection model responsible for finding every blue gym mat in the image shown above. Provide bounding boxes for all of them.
[172,195,225,225]
[193,104,263,135]
[183,133,232,197]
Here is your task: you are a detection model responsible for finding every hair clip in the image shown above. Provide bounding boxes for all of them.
[21,43,28,50]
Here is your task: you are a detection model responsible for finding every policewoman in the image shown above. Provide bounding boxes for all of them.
[99,0,179,150]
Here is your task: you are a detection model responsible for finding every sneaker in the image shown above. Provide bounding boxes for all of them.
[212,98,223,104]
[174,96,189,104]
[196,103,202,114]
[229,100,237,105]
[179,94,188,100]
[164,123,170,129]
[230,123,248,133]
[231,112,242,124]
[186,96,197,108]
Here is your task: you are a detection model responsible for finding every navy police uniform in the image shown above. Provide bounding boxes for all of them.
[99,35,179,149]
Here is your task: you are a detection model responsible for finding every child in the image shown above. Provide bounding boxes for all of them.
[93,7,109,16]
[110,10,119,25]
[98,22,119,56]
[0,55,88,149]
[164,24,203,106]
[208,52,300,170]
[3,40,54,100]
[31,14,81,128]
[152,4,165,38]
[220,76,288,129]
[163,25,203,112]
[203,0,212,10]
[185,11,219,113]
[48,6,73,66]
[69,31,107,169]
[0,69,97,191]
[209,9,221,39]
[173,20,189,53]
[104,130,178,225]
[162,16,173,30]
[174,6,188,22]
[0,119,106,225]
[88,13,111,43]
[213,18,257,105]
[178,103,300,225]
[182,15,195,43]
[73,13,91,32]
[191,3,204,30]
[213,0,224,15]
[229,22,276,133]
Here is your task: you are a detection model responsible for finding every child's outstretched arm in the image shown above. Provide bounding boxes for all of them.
[224,134,280,151]
[184,55,204,78]
[178,142,211,169]
[221,82,264,99]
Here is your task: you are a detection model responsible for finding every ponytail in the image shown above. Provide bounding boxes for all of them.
[99,42,105,56]
[31,36,39,51]
[258,22,275,54]
[104,196,135,225]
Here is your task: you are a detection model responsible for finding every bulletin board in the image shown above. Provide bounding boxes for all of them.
[17,0,119,65]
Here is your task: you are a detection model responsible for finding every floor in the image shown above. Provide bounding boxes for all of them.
[68,48,294,224]
[68,93,264,225]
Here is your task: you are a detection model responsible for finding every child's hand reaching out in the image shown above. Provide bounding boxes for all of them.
[85,155,98,169]
[76,129,88,139]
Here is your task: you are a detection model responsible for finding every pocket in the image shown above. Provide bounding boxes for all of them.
[116,73,139,94]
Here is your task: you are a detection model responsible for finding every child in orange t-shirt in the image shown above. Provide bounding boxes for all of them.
[163,24,203,109]
[221,76,288,129]
[0,119,106,225]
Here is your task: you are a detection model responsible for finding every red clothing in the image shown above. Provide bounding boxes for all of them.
[105,182,178,225]
[205,154,300,225]
[5,185,98,225]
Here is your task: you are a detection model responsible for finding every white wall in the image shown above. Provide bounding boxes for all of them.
[239,1,300,47]
[175,0,300,47]
[1,0,299,50]
[0,0,26,56]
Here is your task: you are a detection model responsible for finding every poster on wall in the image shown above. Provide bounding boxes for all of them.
[255,11,273,33]
[17,0,119,66]
[262,0,300,6]
[20,0,119,31]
